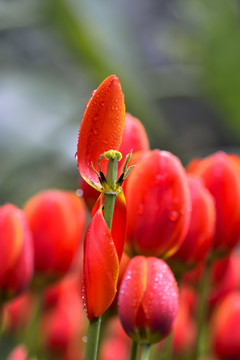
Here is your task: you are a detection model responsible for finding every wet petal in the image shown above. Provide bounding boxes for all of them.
[77,75,125,188]
[83,207,119,321]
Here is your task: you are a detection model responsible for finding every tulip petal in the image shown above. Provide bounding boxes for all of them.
[83,207,119,321]
[92,191,127,262]
[142,258,179,339]
[77,75,125,188]
[0,205,24,286]
[118,256,147,334]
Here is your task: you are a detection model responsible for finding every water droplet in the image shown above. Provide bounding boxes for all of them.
[86,99,91,107]
[82,336,88,343]
[76,189,83,197]
[93,127,98,135]
[170,210,179,221]
[75,152,78,160]
[92,90,97,96]
[100,102,104,107]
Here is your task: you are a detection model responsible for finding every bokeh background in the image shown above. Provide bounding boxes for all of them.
[1,0,240,207]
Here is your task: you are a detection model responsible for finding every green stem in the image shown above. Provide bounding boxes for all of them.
[193,259,211,360]
[131,340,140,360]
[140,344,151,360]
[164,333,173,360]
[85,154,118,360]
[25,291,42,359]
[104,155,118,230]
[85,316,102,360]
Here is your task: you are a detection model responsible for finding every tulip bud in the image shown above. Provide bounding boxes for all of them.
[0,204,33,300]
[118,256,179,344]
[211,291,240,360]
[118,113,149,170]
[188,152,240,255]
[169,175,216,273]
[24,190,87,279]
[125,150,191,258]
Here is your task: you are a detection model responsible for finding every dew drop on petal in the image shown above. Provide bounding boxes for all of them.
[170,210,179,221]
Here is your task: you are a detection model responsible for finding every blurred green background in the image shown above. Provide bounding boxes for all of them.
[1,0,240,207]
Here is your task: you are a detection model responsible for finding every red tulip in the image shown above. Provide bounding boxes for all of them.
[79,112,149,211]
[42,277,85,353]
[118,113,149,170]
[172,286,197,355]
[118,256,179,344]
[211,291,240,360]
[188,152,240,255]
[0,204,33,299]
[24,190,87,276]
[124,150,191,258]
[169,175,216,272]
[77,75,125,190]
[209,252,240,307]
[100,317,131,360]
[82,194,126,321]
[3,293,32,332]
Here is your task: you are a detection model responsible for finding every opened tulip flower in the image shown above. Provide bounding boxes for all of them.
[118,256,179,345]
[77,75,131,360]
[79,111,150,211]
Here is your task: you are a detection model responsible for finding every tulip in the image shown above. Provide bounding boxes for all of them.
[209,252,240,307]
[211,291,240,360]
[79,112,149,211]
[100,317,131,360]
[169,175,216,274]
[118,256,179,344]
[124,150,191,258]
[77,75,129,360]
[0,204,33,301]
[172,285,197,355]
[42,276,85,354]
[118,113,149,171]
[77,75,125,190]
[188,152,240,256]
[24,190,87,278]
[82,198,126,321]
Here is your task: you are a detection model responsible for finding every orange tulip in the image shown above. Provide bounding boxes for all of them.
[77,75,125,190]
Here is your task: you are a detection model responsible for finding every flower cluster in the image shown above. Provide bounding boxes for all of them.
[1,75,240,360]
